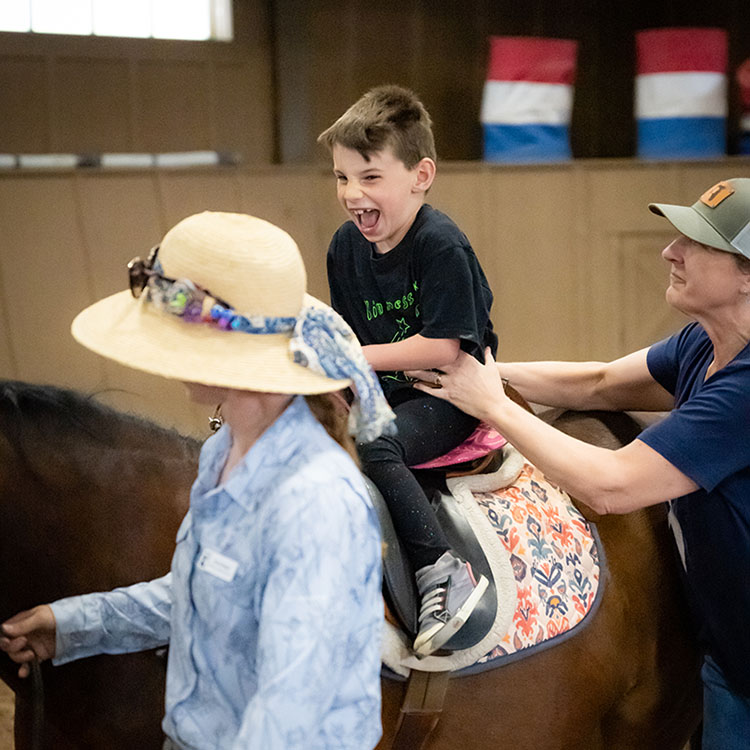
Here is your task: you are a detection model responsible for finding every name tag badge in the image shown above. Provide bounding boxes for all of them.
[197,548,239,582]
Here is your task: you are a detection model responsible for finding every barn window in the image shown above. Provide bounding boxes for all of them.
[0,0,233,41]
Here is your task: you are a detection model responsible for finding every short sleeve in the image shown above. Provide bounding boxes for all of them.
[417,244,495,356]
[646,322,710,402]
[639,362,750,491]
[646,334,680,394]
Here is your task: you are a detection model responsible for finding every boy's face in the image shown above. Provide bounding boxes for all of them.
[332,144,434,254]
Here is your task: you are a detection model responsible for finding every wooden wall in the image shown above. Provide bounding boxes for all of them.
[2,159,749,436]
[274,0,750,162]
[2,1,750,435]
[2,1,750,164]
[0,3,274,161]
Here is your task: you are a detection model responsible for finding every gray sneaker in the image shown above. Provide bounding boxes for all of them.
[413,551,489,657]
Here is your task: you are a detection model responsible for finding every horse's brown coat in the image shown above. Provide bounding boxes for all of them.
[0,383,702,749]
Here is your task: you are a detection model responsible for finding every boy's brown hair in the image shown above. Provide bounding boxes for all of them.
[317,84,436,168]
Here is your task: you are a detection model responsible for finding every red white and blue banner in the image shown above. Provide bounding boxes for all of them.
[480,36,578,163]
[635,28,728,159]
[737,58,750,155]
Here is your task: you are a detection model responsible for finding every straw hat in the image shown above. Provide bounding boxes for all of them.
[72,211,351,395]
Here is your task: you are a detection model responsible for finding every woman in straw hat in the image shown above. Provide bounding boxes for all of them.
[0,211,395,750]
[409,177,750,749]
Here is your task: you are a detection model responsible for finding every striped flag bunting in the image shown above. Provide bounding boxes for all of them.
[635,27,728,159]
[480,36,578,163]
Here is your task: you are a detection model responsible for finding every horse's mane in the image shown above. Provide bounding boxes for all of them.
[0,379,200,473]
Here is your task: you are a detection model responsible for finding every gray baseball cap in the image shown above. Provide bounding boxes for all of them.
[649,178,750,259]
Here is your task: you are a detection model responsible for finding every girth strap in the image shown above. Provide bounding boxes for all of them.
[391,669,450,750]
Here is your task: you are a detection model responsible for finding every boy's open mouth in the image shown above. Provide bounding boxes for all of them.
[354,208,380,231]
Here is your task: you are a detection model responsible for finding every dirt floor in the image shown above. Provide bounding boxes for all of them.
[0,682,13,750]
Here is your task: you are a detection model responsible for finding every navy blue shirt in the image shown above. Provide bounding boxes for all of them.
[640,322,750,695]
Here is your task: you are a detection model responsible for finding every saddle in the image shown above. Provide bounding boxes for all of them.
[367,440,520,647]
[369,409,604,749]
[369,435,524,750]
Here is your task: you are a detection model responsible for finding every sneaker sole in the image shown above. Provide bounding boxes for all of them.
[413,574,490,657]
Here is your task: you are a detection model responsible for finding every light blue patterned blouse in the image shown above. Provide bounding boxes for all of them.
[50,396,383,750]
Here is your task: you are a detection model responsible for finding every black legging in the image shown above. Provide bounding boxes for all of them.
[358,388,478,571]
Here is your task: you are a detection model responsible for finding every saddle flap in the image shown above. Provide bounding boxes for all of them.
[364,476,419,635]
[433,490,496,650]
[367,472,497,650]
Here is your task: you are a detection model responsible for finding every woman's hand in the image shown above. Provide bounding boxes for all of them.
[408,347,509,421]
[0,605,57,678]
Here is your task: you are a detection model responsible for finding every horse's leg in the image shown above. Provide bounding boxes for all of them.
[12,693,32,750]
[41,654,166,750]
[14,705,81,750]
[12,674,102,750]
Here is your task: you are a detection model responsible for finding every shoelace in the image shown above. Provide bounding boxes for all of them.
[418,580,451,624]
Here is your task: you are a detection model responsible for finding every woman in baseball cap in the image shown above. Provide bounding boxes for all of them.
[409,178,750,749]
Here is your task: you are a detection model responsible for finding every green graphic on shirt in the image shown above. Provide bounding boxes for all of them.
[376,282,422,385]
[391,318,410,343]
[363,281,420,344]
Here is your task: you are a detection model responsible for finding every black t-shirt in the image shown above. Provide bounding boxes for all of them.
[327,204,497,397]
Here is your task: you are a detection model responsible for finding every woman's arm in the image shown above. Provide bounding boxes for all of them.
[363,334,460,372]
[495,348,675,412]
[1,574,172,672]
[50,574,172,664]
[414,349,695,514]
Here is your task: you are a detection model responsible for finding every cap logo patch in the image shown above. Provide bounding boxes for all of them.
[700,181,735,208]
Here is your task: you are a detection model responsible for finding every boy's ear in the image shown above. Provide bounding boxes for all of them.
[412,157,436,193]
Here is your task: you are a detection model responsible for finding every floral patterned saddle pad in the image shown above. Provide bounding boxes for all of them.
[382,457,603,676]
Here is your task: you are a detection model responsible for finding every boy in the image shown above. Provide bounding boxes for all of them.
[318,85,498,656]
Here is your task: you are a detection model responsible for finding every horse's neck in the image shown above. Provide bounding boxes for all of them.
[0,421,198,623]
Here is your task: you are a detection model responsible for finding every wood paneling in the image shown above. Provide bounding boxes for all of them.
[0,2,274,163]
[617,231,689,353]
[0,56,49,152]
[157,171,243,226]
[0,175,105,389]
[75,172,164,297]
[56,58,132,152]
[214,60,273,162]
[2,159,750,434]
[2,2,749,163]
[237,170,334,300]
[137,60,212,152]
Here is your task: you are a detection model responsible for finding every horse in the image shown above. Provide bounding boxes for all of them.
[0,379,702,750]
